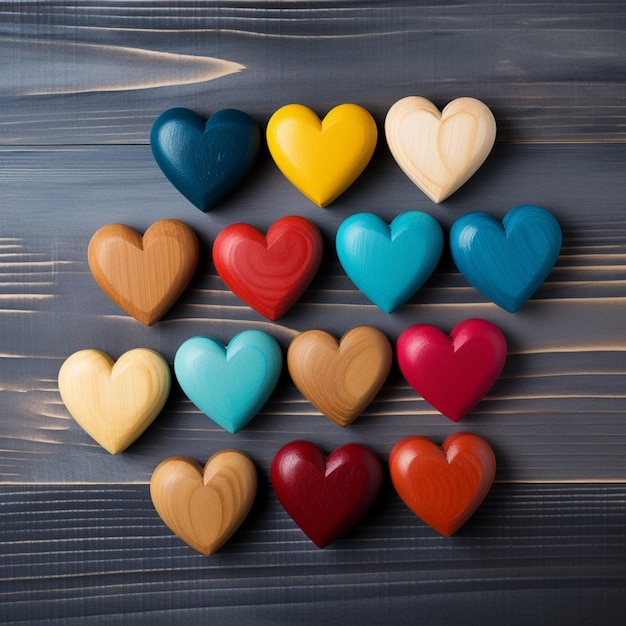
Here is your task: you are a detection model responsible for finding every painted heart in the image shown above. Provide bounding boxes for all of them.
[385,96,496,203]
[396,318,507,421]
[212,215,323,320]
[266,103,378,207]
[173,330,283,433]
[150,450,257,555]
[287,326,392,427]
[450,205,562,312]
[88,219,200,326]
[271,441,382,547]
[389,433,496,536]
[150,107,260,211]
[336,211,443,313]
[58,348,171,454]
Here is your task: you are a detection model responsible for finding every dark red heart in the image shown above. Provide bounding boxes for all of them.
[270,441,382,548]
[212,215,323,320]
[396,318,507,421]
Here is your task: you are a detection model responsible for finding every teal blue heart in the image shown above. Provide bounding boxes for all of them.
[335,212,444,313]
[450,205,562,312]
[150,108,260,211]
[173,331,282,433]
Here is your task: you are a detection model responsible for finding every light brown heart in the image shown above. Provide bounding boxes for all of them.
[58,348,171,455]
[88,218,199,325]
[150,451,258,556]
[287,326,392,427]
[385,96,496,203]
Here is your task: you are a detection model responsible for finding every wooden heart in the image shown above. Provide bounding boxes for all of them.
[58,348,171,454]
[150,107,260,211]
[271,441,382,547]
[266,103,378,207]
[450,205,562,312]
[88,219,199,325]
[385,96,496,203]
[389,433,496,536]
[150,451,257,555]
[287,326,392,427]
[396,318,507,421]
[212,215,323,320]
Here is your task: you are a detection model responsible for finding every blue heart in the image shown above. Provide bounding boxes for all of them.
[173,330,282,433]
[150,108,260,211]
[336,211,443,313]
[450,205,562,312]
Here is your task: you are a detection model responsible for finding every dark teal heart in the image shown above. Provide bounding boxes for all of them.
[150,108,260,211]
[450,205,562,312]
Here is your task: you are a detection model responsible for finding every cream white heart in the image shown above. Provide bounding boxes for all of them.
[385,96,496,203]
[58,348,171,454]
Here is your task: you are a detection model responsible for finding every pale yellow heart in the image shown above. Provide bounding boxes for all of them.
[287,326,392,427]
[266,103,378,207]
[385,96,496,203]
[150,451,257,555]
[58,348,171,454]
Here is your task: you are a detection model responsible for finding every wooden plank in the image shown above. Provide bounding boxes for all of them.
[0,1,625,144]
[1,142,625,483]
[1,483,625,624]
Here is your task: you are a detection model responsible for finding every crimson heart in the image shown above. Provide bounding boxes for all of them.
[389,433,496,536]
[213,215,323,320]
[396,318,507,421]
[270,441,382,548]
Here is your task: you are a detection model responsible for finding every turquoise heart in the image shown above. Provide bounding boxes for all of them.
[150,108,260,211]
[335,212,443,313]
[173,331,282,433]
[450,205,562,312]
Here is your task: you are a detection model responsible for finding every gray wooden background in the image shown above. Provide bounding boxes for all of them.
[1,1,625,623]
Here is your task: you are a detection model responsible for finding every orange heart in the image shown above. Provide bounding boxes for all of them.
[88,219,199,325]
[150,450,257,555]
[389,433,496,536]
[287,326,392,427]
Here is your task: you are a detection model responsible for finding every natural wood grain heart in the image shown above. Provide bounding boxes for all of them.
[58,348,171,454]
[271,441,382,547]
[88,219,199,325]
[287,326,392,427]
[266,103,378,207]
[389,433,496,536]
[212,215,323,320]
[385,96,496,203]
[150,451,257,556]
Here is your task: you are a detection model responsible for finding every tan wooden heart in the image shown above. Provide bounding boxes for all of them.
[58,348,171,454]
[150,451,258,555]
[287,326,392,427]
[88,218,199,325]
[385,96,496,203]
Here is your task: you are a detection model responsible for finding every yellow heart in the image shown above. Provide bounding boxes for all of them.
[150,451,257,555]
[58,348,171,454]
[266,103,378,207]
[385,97,496,203]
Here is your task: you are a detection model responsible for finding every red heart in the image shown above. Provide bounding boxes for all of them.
[271,441,382,548]
[389,433,496,536]
[212,215,323,320]
[396,318,506,421]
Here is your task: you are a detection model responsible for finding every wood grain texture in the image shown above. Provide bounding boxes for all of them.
[1,1,625,623]
[1,143,625,483]
[1,484,625,624]
[88,219,200,325]
[287,326,393,427]
[150,451,258,555]
[385,96,497,203]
